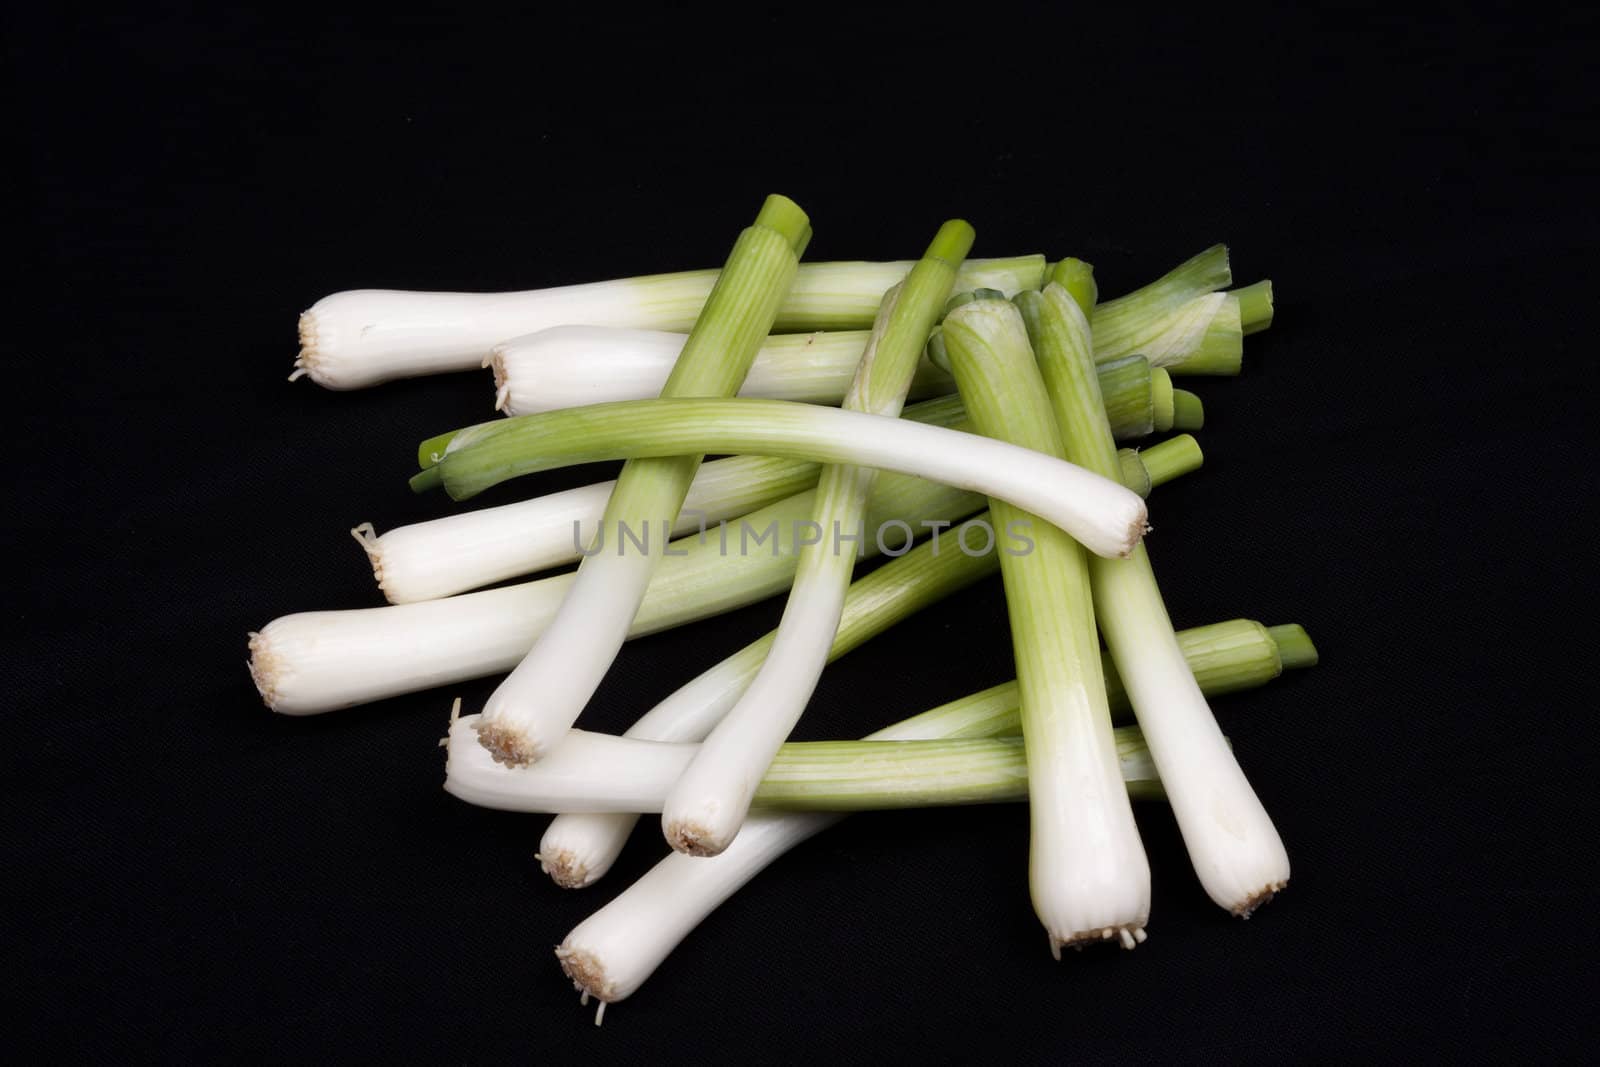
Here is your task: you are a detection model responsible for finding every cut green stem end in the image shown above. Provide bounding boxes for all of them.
[409,465,443,494]
[1151,368,1175,430]
[1049,258,1098,314]
[1171,390,1205,430]
[1139,434,1203,487]
[927,219,977,265]
[755,194,812,252]
[1267,624,1319,669]
[1234,280,1274,334]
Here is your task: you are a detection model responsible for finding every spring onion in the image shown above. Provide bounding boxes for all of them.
[362,373,1156,605]
[424,398,1149,562]
[490,326,1170,422]
[938,291,1150,954]
[471,195,811,767]
[293,256,1045,389]
[660,221,974,856]
[490,326,955,412]
[491,330,1170,440]
[446,720,1160,814]
[356,397,974,606]
[553,621,1316,1012]
[354,454,819,604]
[1022,267,1290,917]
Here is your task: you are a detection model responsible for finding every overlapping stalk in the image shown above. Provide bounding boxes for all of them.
[550,620,1315,1009]
[660,220,975,857]
[472,195,811,767]
[937,291,1150,954]
[1020,266,1290,917]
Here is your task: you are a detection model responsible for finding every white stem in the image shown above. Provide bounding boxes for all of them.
[557,812,837,1005]
[447,721,692,813]
[491,326,957,415]
[249,577,573,715]
[355,454,815,604]
[1092,549,1291,917]
[475,544,658,766]
[294,257,1044,389]
[443,401,1149,562]
[658,487,862,854]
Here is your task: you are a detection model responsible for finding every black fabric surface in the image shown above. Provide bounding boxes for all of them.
[7,6,1597,1061]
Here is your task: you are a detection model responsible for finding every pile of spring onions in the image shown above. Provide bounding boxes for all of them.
[255,194,1315,1022]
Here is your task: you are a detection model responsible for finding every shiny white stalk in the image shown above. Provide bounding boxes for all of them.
[436,399,1149,563]
[293,256,1045,389]
[490,326,951,414]
[661,220,974,857]
[352,454,815,604]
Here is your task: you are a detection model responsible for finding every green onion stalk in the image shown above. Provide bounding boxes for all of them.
[937,290,1150,956]
[660,220,976,858]
[1020,263,1291,918]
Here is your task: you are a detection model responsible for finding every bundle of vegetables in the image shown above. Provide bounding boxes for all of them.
[254,194,1311,1024]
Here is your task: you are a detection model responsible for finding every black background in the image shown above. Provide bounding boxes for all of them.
[7,5,1598,1061]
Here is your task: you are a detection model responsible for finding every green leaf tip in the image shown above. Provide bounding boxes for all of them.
[754,194,812,254]
[1234,279,1274,334]
[417,430,458,470]
[1140,433,1203,488]
[1267,624,1318,669]
[1049,258,1099,314]
[409,465,443,494]
[1171,389,1205,430]
[925,219,977,266]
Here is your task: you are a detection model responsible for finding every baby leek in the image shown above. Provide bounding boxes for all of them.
[425,398,1149,561]
[354,454,818,604]
[293,246,1257,389]
[293,256,1045,389]
[1022,267,1290,917]
[661,220,974,857]
[445,720,1160,814]
[938,291,1149,955]
[473,195,810,767]
[491,331,1173,423]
